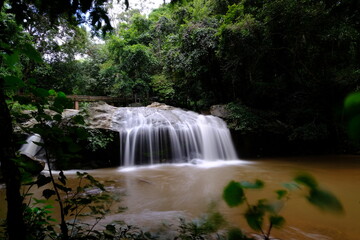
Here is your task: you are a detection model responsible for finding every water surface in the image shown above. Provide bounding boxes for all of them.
[1,155,359,239]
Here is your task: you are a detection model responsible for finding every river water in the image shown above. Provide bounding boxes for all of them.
[1,155,359,239]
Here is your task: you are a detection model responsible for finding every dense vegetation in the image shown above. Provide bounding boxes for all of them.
[0,0,357,239]
[3,0,360,156]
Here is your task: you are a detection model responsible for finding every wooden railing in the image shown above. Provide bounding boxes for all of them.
[15,94,135,109]
[66,95,129,109]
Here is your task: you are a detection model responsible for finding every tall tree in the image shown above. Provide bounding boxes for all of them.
[0,1,118,239]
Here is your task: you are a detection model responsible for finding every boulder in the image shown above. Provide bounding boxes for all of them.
[210,104,229,119]
[147,102,175,110]
[85,102,117,129]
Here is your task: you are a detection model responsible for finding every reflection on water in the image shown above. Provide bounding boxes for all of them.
[1,155,360,239]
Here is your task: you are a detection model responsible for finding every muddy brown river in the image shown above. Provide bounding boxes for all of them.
[1,155,360,239]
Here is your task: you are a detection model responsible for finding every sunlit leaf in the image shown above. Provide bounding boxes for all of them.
[240,179,264,189]
[57,91,66,98]
[48,89,56,96]
[223,181,245,207]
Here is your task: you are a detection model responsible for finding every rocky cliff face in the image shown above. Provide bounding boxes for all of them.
[84,102,117,129]
[17,102,233,170]
[81,102,176,130]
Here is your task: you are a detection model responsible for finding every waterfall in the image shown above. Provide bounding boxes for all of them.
[111,106,238,166]
[19,134,43,159]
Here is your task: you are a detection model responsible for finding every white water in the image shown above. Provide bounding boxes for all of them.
[19,134,42,159]
[111,106,238,166]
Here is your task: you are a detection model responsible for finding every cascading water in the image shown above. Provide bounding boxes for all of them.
[19,134,43,159]
[111,105,238,166]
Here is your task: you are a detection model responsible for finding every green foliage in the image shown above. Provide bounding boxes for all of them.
[227,227,253,240]
[226,102,286,136]
[101,223,157,240]
[3,0,359,155]
[22,200,57,240]
[223,174,344,239]
[344,92,360,143]
[85,129,114,151]
[223,181,245,207]
[151,74,175,102]
[294,173,344,214]
[22,169,116,239]
[177,212,226,240]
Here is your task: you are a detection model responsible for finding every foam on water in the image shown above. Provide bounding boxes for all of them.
[117,159,252,172]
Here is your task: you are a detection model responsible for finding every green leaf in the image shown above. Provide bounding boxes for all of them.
[227,227,253,240]
[57,91,66,98]
[33,88,50,98]
[244,207,264,231]
[269,215,285,229]
[4,76,25,89]
[28,78,37,84]
[53,114,62,122]
[105,224,116,234]
[58,170,67,185]
[43,189,56,199]
[307,188,344,214]
[55,183,72,193]
[72,115,85,125]
[48,89,56,96]
[240,179,264,189]
[294,173,318,189]
[76,128,88,139]
[76,171,87,177]
[4,52,20,67]
[53,95,72,111]
[68,142,82,153]
[64,205,71,215]
[223,181,245,207]
[36,174,52,188]
[257,199,275,213]
[275,190,288,200]
[22,43,42,63]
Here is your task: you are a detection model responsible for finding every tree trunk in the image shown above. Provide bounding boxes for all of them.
[0,80,26,240]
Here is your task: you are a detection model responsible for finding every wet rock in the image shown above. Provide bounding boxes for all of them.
[85,102,117,129]
[210,104,229,119]
[147,102,175,110]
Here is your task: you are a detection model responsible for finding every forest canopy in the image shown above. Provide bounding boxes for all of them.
[2,0,360,155]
